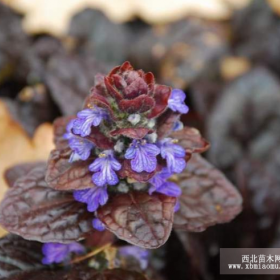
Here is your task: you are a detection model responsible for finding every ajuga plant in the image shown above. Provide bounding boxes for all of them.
[0,62,242,279]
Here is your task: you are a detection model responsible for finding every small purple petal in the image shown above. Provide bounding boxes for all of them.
[67,243,85,254]
[149,168,172,190]
[171,158,186,173]
[73,186,108,212]
[68,137,94,161]
[158,138,186,173]
[72,107,109,137]
[42,242,84,265]
[124,146,136,159]
[92,218,106,231]
[119,246,150,270]
[64,119,76,139]
[89,157,103,172]
[174,200,180,212]
[168,89,189,114]
[149,168,181,198]
[149,181,181,197]
[173,121,184,131]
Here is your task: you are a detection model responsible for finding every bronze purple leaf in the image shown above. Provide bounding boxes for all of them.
[171,126,210,154]
[97,192,176,249]
[0,164,94,242]
[157,110,180,139]
[45,148,94,190]
[4,162,44,188]
[173,154,242,231]
[4,267,148,280]
[0,234,43,278]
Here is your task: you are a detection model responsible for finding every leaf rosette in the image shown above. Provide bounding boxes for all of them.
[0,62,242,251]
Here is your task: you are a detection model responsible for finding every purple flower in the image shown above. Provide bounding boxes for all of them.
[72,108,109,137]
[68,138,94,162]
[63,119,76,140]
[174,200,180,212]
[149,181,181,197]
[119,246,150,270]
[125,140,160,173]
[42,242,84,265]
[173,120,184,131]
[92,218,106,231]
[73,186,108,212]
[149,168,181,198]
[64,119,94,162]
[89,150,121,186]
[158,138,186,173]
[168,89,189,114]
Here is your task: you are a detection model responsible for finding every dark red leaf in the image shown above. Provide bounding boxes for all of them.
[147,85,171,118]
[97,192,176,249]
[84,92,117,121]
[45,54,105,116]
[5,267,148,280]
[4,162,44,188]
[104,77,123,101]
[0,234,43,278]
[173,154,242,231]
[118,160,161,182]
[123,77,148,99]
[119,95,155,114]
[119,61,133,72]
[110,128,152,139]
[171,126,210,154]
[46,148,94,191]
[144,72,155,88]
[0,164,94,243]
[111,74,127,90]
[157,110,180,139]
[85,127,115,150]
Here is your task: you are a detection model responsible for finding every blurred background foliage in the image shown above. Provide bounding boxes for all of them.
[1,0,280,279]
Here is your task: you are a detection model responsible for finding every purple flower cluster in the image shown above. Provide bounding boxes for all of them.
[73,108,109,137]
[65,88,188,223]
[42,242,84,265]
[64,120,94,162]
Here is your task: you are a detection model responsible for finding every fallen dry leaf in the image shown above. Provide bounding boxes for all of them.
[220,56,251,80]
[267,0,280,17]
[0,99,54,237]
[2,0,251,35]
